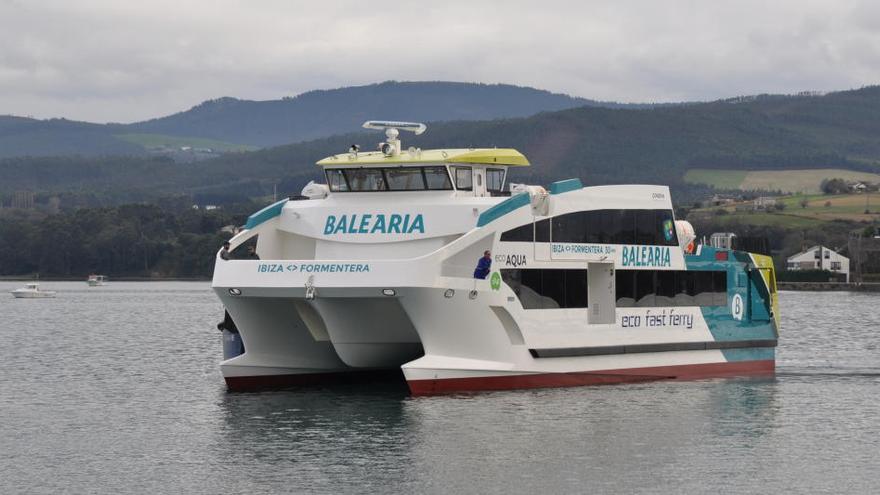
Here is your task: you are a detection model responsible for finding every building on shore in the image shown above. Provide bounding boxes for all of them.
[786,245,850,282]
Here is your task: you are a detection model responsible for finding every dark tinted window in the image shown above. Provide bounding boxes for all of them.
[550,209,677,246]
[635,270,656,306]
[635,210,658,245]
[501,269,588,310]
[616,270,726,307]
[615,270,636,307]
[500,223,533,242]
[552,213,586,244]
[535,219,550,242]
[564,270,588,308]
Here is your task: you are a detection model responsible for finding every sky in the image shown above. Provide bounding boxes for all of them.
[2,0,880,123]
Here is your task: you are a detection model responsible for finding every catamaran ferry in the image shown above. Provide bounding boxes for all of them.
[212,121,779,395]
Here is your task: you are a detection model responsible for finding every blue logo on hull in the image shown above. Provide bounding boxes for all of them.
[621,246,671,267]
[323,214,425,235]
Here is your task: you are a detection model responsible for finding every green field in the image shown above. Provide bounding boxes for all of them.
[690,192,880,228]
[115,133,258,152]
[779,192,880,221]
[684,168,880,193]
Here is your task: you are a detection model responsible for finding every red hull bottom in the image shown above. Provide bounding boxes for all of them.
[225,369,402,392]
[407,360,776,396]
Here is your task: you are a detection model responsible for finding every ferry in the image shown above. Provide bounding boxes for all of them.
[212,121,779,395]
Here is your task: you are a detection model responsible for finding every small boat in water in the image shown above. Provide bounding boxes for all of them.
[11,282,57,299]
[87,274,107,287]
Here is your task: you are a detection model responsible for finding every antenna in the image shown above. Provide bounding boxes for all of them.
[362,120,427,157]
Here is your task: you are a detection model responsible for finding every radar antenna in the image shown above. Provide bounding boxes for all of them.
[362,120,426,157]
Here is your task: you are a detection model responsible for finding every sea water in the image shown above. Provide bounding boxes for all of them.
[0,282,878,493]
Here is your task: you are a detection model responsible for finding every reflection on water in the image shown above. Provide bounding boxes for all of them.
[213,377,783,493]
[0,283,878,493]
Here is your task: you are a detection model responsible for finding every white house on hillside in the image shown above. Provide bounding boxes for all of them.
[786,245,850,282]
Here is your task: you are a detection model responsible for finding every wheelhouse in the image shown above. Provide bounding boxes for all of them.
[317,147,529,197]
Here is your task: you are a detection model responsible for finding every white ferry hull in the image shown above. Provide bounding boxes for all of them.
[216,295,353,390]
[395,285,774,395]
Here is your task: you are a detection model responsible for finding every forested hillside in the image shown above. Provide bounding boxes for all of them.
[0,203,255,278]
[4,85,878,207]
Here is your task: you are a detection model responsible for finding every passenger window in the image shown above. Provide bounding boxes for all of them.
[615,271,636,307]
[552,212,586,244]
[424,166,453,190]
[385,168,426,190]
[535,219,550,242]
[541,270,565,309]
[501,269,588,310]
[546,209,676,245]
[616,269,726,307]
[453,167,473,190]
[635,270,656,307]
[635,210,657,245]
[500,223,534,242]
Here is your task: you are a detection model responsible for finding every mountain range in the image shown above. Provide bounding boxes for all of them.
[0,81,629,157]
[2,83,880,207]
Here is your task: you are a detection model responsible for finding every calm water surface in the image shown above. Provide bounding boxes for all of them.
[0,282,878,494]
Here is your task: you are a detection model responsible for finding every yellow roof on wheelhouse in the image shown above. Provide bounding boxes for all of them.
[316,120,530,168]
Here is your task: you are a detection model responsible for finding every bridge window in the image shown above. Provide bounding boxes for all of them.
[453,166,473,191]
[501,269,588,310]
[487,168,505,192]
[424,166,453,190]
[326,169,349,192]
[616,270,726,307]
[328,167,453,192]
[344,169,386,191]
[385,168,425,190]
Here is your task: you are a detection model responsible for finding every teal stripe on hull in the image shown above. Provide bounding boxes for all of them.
[245,198,288,230]
[549,178,583,195]
[476,193,530,227]
[701,306,777,341]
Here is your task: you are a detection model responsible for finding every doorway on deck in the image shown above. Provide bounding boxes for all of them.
[588,262,616,324]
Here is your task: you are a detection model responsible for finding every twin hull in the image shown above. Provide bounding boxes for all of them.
[213,185,778,394]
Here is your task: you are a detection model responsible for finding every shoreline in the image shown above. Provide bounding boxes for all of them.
[778,281,880,292]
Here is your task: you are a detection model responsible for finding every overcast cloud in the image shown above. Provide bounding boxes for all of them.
[2,0,879,122]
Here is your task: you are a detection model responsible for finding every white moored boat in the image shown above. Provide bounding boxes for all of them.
[87,274,107,287]
[212,120,779,395]
[11,282,57,299]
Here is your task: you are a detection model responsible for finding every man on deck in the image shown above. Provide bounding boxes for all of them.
[474,250,492,279]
